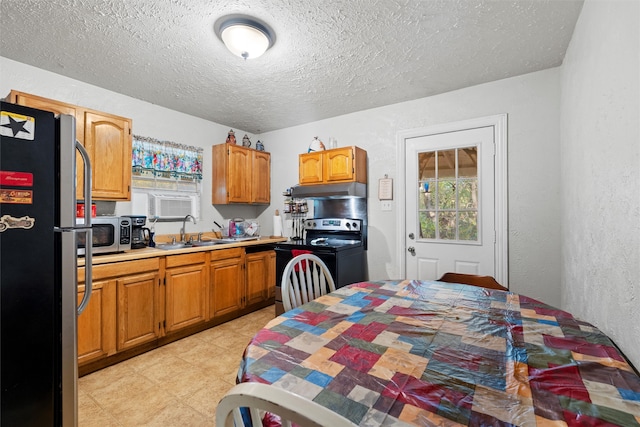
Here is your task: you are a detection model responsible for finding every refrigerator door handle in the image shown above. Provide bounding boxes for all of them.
[76,141,93,315]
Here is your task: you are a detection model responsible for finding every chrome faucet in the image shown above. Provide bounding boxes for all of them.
[180,215,196,243]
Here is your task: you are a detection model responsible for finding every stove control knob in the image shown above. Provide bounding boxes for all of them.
[307,221,315,228]
[345,222,351,229]
[352,222,358,229]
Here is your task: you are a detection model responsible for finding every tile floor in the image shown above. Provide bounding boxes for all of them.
[78,305,275,426]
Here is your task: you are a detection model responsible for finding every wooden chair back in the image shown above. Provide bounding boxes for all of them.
[281,254,336,311]
[438,272,508,291]
[216,383,358,427]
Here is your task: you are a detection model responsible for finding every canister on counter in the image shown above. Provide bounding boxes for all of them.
[76,201,96,217]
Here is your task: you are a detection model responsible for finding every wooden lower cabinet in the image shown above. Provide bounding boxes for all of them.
[246,250,276,306]
[210,248,245,318]
[117,270,162,351]
[78,258,161,367]
[78,246,276,373]
[77,279,116,365]
[165,253,208,333]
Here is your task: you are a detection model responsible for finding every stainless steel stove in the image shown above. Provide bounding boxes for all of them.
[273,217,366,315]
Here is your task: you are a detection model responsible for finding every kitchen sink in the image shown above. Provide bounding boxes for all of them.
[156,240,226,250]
[218,236,260,243]
[191,240,224,247]
[155,242,190,250]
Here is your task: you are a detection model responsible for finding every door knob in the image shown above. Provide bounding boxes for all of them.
[408,233,415,240]
[408,246,415,255]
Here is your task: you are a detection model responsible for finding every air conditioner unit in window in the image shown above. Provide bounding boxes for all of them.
[149,193,199,220]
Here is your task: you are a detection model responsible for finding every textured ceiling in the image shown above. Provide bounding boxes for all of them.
[0,0,583,133]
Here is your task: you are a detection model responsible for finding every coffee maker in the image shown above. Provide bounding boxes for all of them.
[126,215,150,249]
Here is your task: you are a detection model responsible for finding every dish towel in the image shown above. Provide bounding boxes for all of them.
[291,249,312,271]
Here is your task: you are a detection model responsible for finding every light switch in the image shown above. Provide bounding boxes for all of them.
[381,201,392,211]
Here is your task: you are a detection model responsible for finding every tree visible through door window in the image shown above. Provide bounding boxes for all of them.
[417,146,478,241]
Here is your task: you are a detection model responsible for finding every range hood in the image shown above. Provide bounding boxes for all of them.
[290,182,367,199]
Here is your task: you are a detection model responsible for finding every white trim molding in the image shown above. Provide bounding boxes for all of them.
[395,114,509,286]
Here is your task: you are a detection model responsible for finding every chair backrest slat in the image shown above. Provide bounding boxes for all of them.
[217,383,358,427]
[282,254,336,312]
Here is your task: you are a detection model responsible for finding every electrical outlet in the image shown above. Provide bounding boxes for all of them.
[381,201,392,211]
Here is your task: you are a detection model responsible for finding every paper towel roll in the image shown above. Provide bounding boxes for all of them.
[273,215,283,237]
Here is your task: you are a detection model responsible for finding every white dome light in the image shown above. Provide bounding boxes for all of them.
[215,15,275,60]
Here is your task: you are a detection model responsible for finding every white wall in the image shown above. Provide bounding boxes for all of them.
[0,57,261,237]
[1,56,564,307]
[560,0,640,368]
[263,69,563,306]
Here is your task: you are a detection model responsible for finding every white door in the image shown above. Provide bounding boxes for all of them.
[405,126,496,280]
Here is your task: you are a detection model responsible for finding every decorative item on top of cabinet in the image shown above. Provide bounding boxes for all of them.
[299,145,367,185]
[7,90,132,201]
[226,129,236,144]
[212,142,270,204]
[242,134,251,147]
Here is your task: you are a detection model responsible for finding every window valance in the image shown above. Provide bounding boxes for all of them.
[132,135,203,182]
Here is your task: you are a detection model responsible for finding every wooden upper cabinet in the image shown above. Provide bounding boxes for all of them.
[252,150,271,204]
[212,143,271,204]
[228,144,252,203]
[299,146,367,185]
[299,151,323,184]
[7,90,132,201]
[8,91,84,142]
[83,111,132,200]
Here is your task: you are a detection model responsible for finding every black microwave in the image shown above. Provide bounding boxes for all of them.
[76,216,131,255]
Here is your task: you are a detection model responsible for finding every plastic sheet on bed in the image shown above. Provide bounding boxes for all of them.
[237,279,640,426]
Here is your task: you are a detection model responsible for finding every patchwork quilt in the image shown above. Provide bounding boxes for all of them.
[238,279,640,426]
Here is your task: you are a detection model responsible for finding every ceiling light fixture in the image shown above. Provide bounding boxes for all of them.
[214,15,275,60]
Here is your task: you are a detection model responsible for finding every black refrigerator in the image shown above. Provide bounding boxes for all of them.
[0,101,93,427]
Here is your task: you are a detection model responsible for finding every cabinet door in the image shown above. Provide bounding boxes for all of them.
[251,151,271,204]
[245,250,276,306]
[84,111,132,200]
[9,91,84,144]
[324,147,354,182]
[210,257,244,318]
[245,252,269,306]
[227,145,252,203]
[117,272,161,351]
[299,152,323,184]
[77,279,116,365]
[165,263,208,333]
[9,91,88,200]
[267,251,276,299]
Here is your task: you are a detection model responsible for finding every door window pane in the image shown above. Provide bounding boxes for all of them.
[458,179,477,209]
[420,211,436,239]
[416,146,479,242]
[437,180,456,210]
[458,147,477,178]
[459,211,478,241]
[437,149,456,178]
[418,152,436,179]
[438,212,456,239]
[419,181,435,210]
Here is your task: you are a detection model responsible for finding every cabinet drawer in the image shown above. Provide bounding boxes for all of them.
[211,247,244,261]
[79,257,160,282]
[166,252,207,268]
